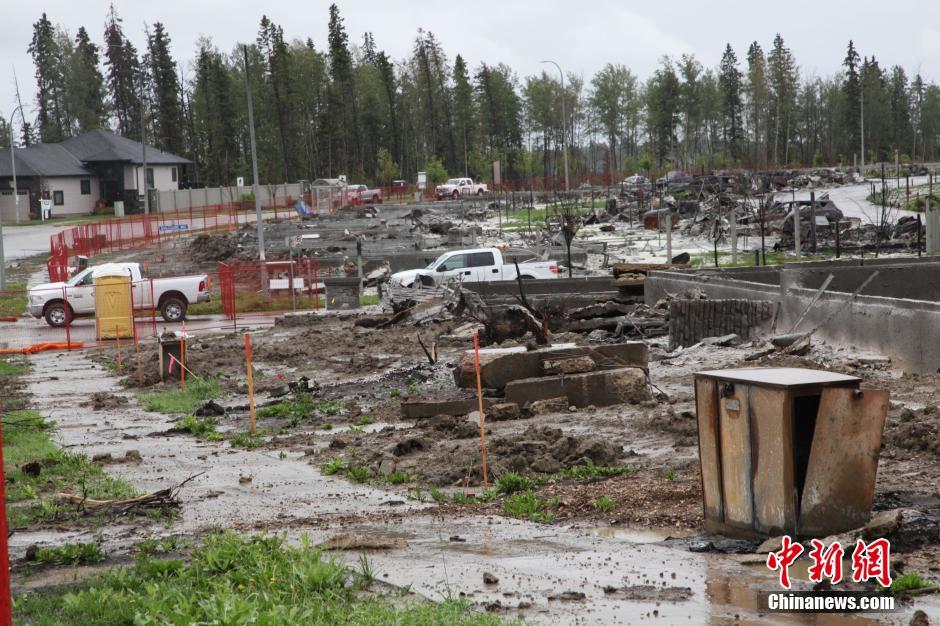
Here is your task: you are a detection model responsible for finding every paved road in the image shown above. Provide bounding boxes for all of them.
[1,222,67,262]
[775,176,928,223]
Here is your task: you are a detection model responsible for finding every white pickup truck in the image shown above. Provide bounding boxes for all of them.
[435,177,488,200]
[389,247,559,288]
[28,262,211,327]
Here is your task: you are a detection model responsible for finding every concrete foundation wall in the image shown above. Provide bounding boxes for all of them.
[668,299,777,349]
[646,266,940,373]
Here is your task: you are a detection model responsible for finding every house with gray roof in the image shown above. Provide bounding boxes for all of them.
[0,129,190,221]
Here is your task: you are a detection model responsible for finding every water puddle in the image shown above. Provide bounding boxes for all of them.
[591,526,696,543]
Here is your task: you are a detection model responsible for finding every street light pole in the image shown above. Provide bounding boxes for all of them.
[139,70,149,215]
[2,105,25,290]
[541,60,569,193]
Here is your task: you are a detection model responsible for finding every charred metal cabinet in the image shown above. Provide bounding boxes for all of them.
[694,368,889,538]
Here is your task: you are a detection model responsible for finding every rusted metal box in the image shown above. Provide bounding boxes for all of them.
[694,367,889,538]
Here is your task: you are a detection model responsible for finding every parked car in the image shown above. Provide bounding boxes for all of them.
[622,174,650,188]
[435,178,488,200]
[347,184,382,205]
[656,170,694,187]
[389,247,559,288]
[28,262,210,327]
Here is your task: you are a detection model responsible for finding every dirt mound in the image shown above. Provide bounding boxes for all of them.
[188,233,239,263]
[638,407,698,447]
[84,391,130,411]
[328,422,623,487]
[884,405,940,455]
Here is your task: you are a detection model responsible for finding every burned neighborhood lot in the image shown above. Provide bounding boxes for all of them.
[2,174,940,624]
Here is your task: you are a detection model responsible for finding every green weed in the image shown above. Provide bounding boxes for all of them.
[140,379,222,414]
[502,491,559,523]
[665,468,677,481]
[594,495,615,513]
[890,572,936,595]
[321,458,348,476]
[173,415,222,441]
[13,532,511,625]
[555,461,633,481]
[33,541,104,566]
[229,431,263,449]
[495,472,536,495]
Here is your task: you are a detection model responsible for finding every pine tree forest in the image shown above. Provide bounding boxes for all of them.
[18,5,940,189]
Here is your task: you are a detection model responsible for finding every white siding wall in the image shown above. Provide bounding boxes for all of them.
[40,176,99,216]
[126,164,180,192]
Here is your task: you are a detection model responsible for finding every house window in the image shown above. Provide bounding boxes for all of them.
[146,168,154,188]
[53,191,64,206]
[171,167,177,182]
[80,179,91,195]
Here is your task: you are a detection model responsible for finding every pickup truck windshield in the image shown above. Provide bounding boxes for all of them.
[427,253,450,269]
[67,268,93,286]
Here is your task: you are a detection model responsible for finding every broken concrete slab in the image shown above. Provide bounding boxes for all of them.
[454,342,649,389]
[543,355,596,375]
[505,367,651,408]
[401,397,495,419]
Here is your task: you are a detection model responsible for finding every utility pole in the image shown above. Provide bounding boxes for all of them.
[541,60,569,193]
[243,45,265,262]
[141,73,149,215]
[860,91,865,170]
[2,105,25,290]
[8,105,23,225]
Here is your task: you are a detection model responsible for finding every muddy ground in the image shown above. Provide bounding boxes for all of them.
[90,310,940,563]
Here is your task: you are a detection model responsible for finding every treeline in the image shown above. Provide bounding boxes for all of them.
[12,4,940,187]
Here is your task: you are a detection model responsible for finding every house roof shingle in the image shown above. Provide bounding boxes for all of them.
[0,129,190,178]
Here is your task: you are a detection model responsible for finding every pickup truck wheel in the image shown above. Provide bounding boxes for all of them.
[477,189,484,195]
[43,302,71,328]
[160,297,187,323]
[452,190,459,199]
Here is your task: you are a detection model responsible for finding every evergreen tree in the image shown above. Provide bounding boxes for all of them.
[745,42,769,166]
[767,34,799,165]
[326,4,361,177]
[146,23,184,155]
[842,40,861,162]
[718,44,743,161]
[28,13,69,142]
[104,5,142,140]
[68,27,108,132]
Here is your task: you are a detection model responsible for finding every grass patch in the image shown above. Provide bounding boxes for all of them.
[360,294,381,306]
[229,431,264,449]
[356,415,375,426]
[890,572,936,595]
[13,532,511,625]
[0,357,27,377]
[594,495,615,513]
[0,281,27,317]
[173,415,222,441]
[554,461,634,481]
[4,409,139,528]
[495,472,536,495]
[258,396,345,427]
[33,541,105,566]
[664,468,677,481]
[139,378,222,414]
[378,470,413,485]
[502,491,559,523]
[189,292,326,317]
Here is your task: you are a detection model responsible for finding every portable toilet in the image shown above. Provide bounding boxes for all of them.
[93,264,134,339]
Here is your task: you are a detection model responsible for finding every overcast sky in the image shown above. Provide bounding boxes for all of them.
[4,0,940,124]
